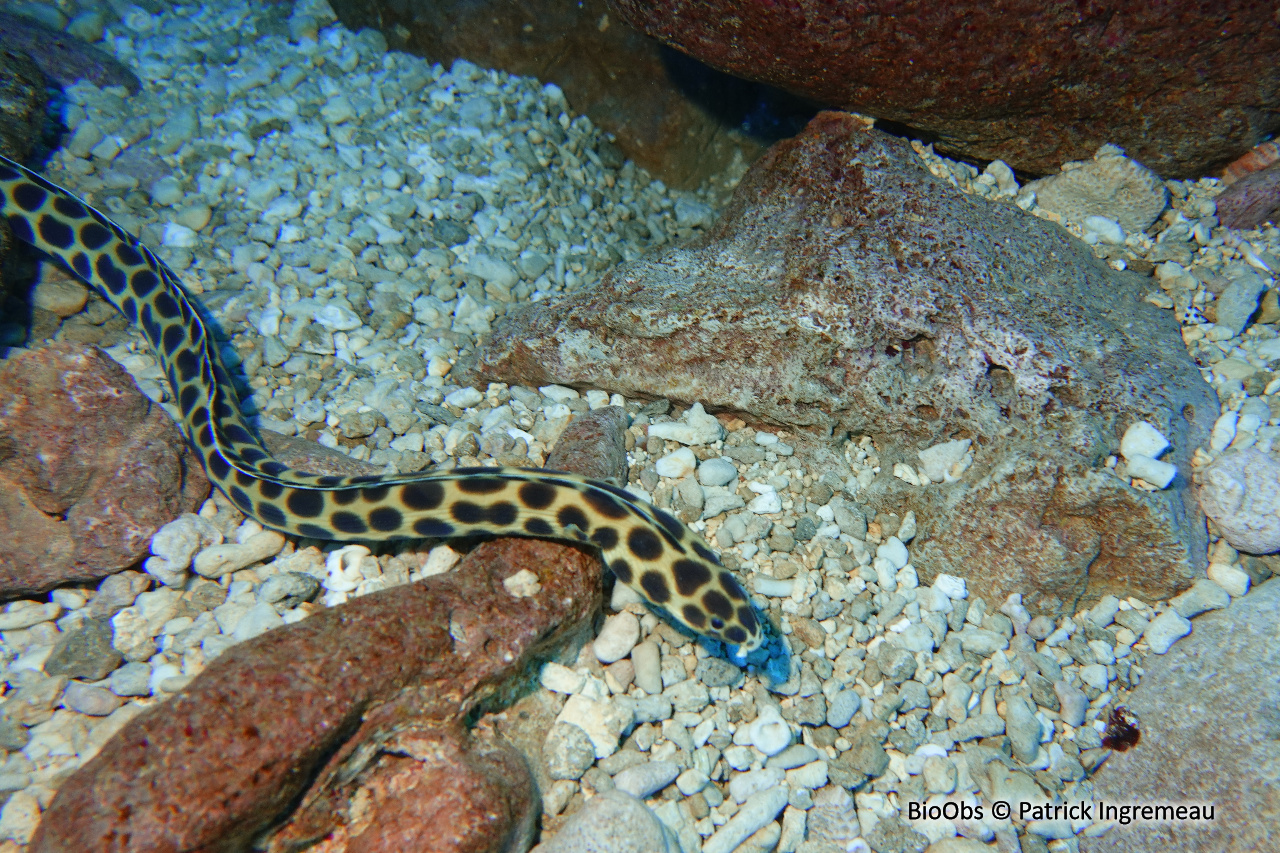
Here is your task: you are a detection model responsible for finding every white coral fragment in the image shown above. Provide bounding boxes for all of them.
[503,569,542,598]
[1120,421,1170,461]
[917,439,973,484]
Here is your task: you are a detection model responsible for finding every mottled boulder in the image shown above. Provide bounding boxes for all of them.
[463,112,1216,614]
[30,408,629,853]
[607,0,1280,177]
[326,0,805,189]
[1080,578,1280,853]
[1214,161,1280,231]
[0,344,210,596]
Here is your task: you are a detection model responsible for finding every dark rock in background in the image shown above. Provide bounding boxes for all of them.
[0,11,140,94]
[461,112,1216,615]
[0,46,48,163]
[608,0,1280,178]
[326,0,814,189]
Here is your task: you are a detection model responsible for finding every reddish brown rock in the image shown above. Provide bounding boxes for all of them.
[30,408,628,853]
[272,719,536,853]
[1215,161,1280,231]
[460,112,1216,614]
[608,0,1280,177]
[327,0,805,189]
[0,344,209,596]
[1080,578,1280,853]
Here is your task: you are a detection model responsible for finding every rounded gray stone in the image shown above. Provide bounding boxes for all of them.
[545,722,596,781]
[827,689,862,729]
[61,681,124,716]
[531,790,678,853]
[108,661,153,697]
[876,646,917,684]
[611,760,679,798]
[697,457,737,487]
[256,571,321,607]
[433,219,469,246]
[1215,274,1267,336]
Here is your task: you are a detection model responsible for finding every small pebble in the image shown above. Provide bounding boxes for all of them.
[933,574,967,599]
[0,603,62,631]
[676,767,709,795]
[1119,421,1170,460]
[826,689,862,729]
[192,531,286,578]
[61,682,124,716]
[784,760,828,790]
[1144,609,1193,654]
[594,612,640,664]
[766,744,819,770]
[695,657,743,688]
[631,641,662,695]
[875,537,909,571]
[612,760,680,799]
[444,386,484,408]
[541,662,586,695]
[654,447,697,479]
[149,663,182,695]
[109,661,154,697]
[1170,578,1230,618]
[231,601,285,642]
[1027,615,1056,640]
[256,572,321,607]
[729,766,784,803]
[647,403,723,445]
[1206,562,1251,597]
[1083,214,1125,244]
[697,457,738,487]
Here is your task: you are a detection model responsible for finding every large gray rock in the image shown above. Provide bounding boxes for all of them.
[1080,578,1280,853]
[462,112,1216,615]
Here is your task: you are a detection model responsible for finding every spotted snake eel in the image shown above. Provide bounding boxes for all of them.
[0,153,763,651]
